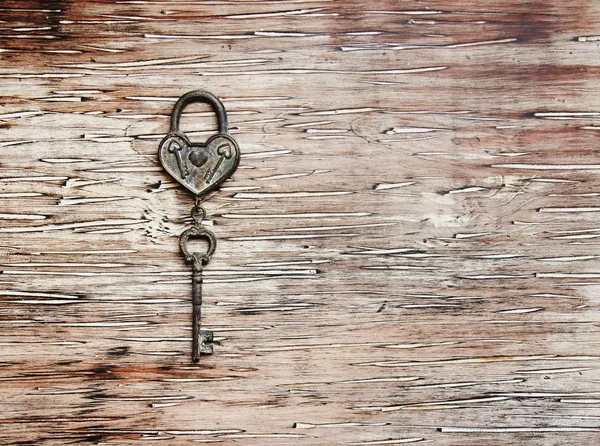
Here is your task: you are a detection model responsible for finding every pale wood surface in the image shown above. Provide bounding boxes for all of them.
[1,1,600,445]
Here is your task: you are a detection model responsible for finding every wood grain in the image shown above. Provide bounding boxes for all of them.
[1,1,599,444]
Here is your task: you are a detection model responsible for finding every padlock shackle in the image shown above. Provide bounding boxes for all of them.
[170,90,228,135]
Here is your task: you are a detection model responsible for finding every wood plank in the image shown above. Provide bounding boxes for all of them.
[0,0,599,444]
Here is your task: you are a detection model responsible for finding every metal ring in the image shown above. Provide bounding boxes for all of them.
[179,226,217,266]
[170,90,228,135]
[191,201,206,225]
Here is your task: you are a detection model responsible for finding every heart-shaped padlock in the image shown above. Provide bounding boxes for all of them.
[159,91,240,197]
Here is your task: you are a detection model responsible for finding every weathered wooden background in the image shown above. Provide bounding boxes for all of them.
[1,1,599,445]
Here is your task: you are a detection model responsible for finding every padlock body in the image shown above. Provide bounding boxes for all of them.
[159,132,240,197]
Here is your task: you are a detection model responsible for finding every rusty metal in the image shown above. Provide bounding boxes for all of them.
[159,91,240,362]
[158,90,240,198]
[179,220,217,362]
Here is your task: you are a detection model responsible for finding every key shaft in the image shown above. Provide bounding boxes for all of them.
[191,258,213,362]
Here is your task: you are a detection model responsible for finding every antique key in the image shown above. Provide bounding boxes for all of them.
[158,91,240,362]
[179,212,216,361]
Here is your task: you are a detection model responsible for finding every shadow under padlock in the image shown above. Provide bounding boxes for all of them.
[158,91,240,197]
